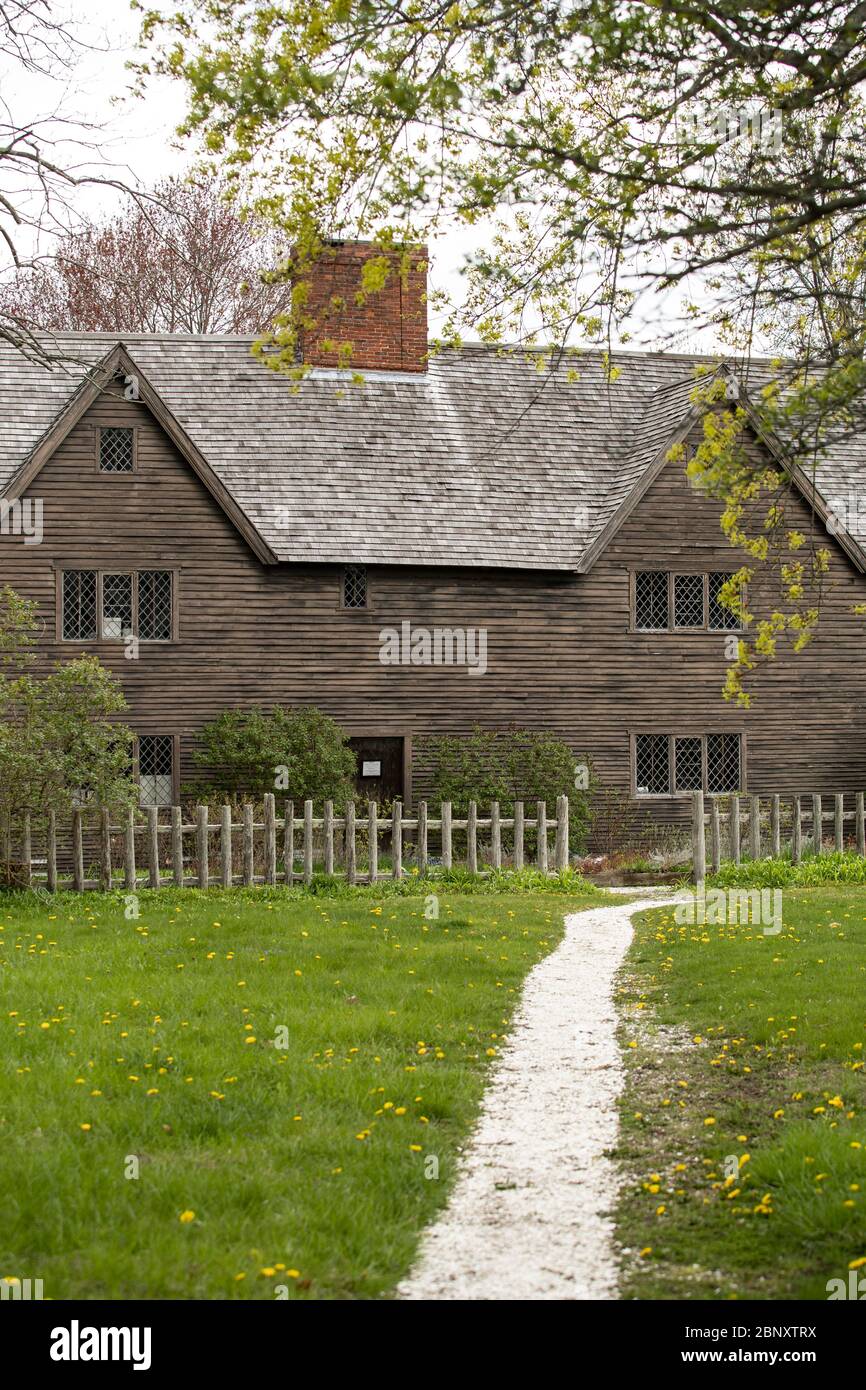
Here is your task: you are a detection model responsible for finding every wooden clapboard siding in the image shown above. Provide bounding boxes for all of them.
[1,385,866,834]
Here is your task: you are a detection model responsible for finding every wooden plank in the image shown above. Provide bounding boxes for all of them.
[47,809,57,893]
[171,805,183,886]
[792,796,801,864]
[392,800,403,879]
[555,794,569,872]
[124,807,136,890]
[283,800,294,884]
[148,807,160,889]
[264,792,277,885]
[99,806,111,890]
[196,804,208,889]
[771,794,781,858]
[835,793,844,853]
[749,795,760,860]
[304,799,314,885]
[858,792,865,857]
[467,800,477,874]
[514,801,524,870]
[692,789,706,883]
[418,800,428,874]
[490,801,501,870]
[242,803,254,885]
[441,801,452,869]
[72,807,84,892]
[536,800,548,873]
[367,800,377,883]
[812,794,823,854]
[730,793,740,864]
[323,800,334,876]
[345,801,356,885]
[221,804,232,888]
[710,797,721,873]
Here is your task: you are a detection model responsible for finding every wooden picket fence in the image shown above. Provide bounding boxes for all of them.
[1,794,572,892]
[691,789,866,879]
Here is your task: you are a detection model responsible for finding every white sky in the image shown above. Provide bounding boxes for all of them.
[0,0,724,352]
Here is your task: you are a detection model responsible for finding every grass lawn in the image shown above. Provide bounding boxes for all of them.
[0,882,603,1300]
[616,885,866,1300]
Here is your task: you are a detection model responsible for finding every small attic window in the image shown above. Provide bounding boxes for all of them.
[99,426,134,473]
[342,566,368,609]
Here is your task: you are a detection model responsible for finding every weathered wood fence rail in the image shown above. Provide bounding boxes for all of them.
[691,790,866,880]
[1,794,571,893]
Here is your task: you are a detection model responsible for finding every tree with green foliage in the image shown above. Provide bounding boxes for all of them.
[191,704,356,805]
[0,586,136,828]
[139,1,866,703]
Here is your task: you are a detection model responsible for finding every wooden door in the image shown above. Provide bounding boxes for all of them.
[349,736,405,805]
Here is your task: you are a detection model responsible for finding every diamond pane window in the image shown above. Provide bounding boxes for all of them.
[139,570,173,641]
[634,571,668,630]
[674,736,703,791]
[62,569,97,640]
[138,735,173,807]
[707,734,741,793]
[636,734,670,795]
[708,572,742,630]
[343,565,368,609]
[102,573,133,639]
[99,427,134,473]
[673,574,705,628]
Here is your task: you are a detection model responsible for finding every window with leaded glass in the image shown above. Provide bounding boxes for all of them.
[99,427,134,473]
[101,573,134,639]
[708,572,742,631]
[673,573,705,628]
[674,735,703,790]
[138,735,174,807]
[635,734,670,795]
[139,570,173,641]
[707,733,741,792]
[62,570,97,640]
[343,565,368,609]
[634,571,668,630]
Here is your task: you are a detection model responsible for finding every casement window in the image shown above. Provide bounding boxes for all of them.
[633,570,743,632]
[137,734,174,807]
[61,569,174,641]
[634,732,742,796]
[342,565,368,609]
[99,426,135,473]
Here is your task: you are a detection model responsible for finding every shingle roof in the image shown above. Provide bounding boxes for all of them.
[0,334,862,572]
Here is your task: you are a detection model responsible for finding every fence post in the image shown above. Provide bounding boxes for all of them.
[858,792,865,857]
[283,800,294,884]
[124,807,136,890]
[221,804,232,888]
[835,793,844,853]
[514,801,524,870]
[441,801,452,870]
[323,800,334,876]
[148,806,160,889]
[536,801,548,873]
[467,801,478,874]
[22,812,32,889]
[242,803,254,885]
[72,807,84,892]
[47,808,57,893]
[345,801,356,885]
[749,795,761,860]
[302,799,313,885]
[771,794,781,858]
[812,794,823,854]
[264,793,276,886]
[710,797,721,874]
[555,795,569,872]
[490,801,501,870]
[392,800,403,879]
[196,805,208,889]
[792,796,801,864]
[3,810,10,871]
[692,789,706,883]
[367,801,377,883]
[171,805,183,886]
[730,793,740,864]
[98,807,110,891]
[418,800,428,875]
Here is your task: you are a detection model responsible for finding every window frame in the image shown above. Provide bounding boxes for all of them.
[96,423,138,475]
[629,568,744,633]
[631,731,746,798]
[57,567,178,644]
[340,564,372,612]
[134,732,180,807]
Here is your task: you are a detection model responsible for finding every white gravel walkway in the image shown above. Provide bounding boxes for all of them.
[397,890,685,1301]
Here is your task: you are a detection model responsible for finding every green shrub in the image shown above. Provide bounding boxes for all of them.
[423,725,592,850]
[710,850,866,888]
[190,705,356,806]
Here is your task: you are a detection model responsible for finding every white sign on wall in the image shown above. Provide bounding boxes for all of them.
[362,761,382,777]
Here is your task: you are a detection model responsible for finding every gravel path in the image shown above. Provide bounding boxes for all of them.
[397,890,685,1301]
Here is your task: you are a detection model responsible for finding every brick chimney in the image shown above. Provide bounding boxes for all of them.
[297,240,427,373]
